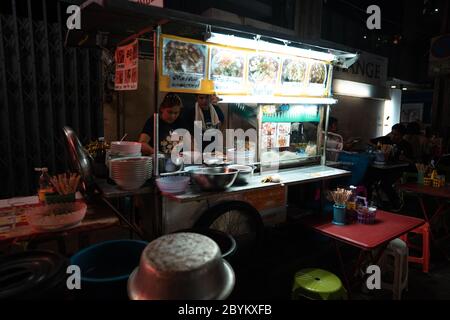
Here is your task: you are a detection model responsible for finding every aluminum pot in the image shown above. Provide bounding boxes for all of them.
[190,167,238,191]
[127,233,235,300]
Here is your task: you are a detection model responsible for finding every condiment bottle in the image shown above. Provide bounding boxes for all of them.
[35,168,54,203]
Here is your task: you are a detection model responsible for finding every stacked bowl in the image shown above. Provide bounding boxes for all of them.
[110,157,152,190]
[110,142,142,156]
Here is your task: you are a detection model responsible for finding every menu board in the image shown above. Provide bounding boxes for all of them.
[261,122,277,149]
[158,34,332,97]
[115,39,138,90]
[279,57,308,95]
[162,38,207,90]
[261,122,292,149]
[276,123,291,148]
[248,54,280,96]
[209,47,246,93]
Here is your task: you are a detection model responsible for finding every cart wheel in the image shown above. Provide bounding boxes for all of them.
[194,201,264,260]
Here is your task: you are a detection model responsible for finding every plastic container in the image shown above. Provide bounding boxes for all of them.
[332,204,346,226]
[357,207,377,224]
[45,193,76,204]
[26,202,87,231]
[417,172,425,184]
[70,240,148,300]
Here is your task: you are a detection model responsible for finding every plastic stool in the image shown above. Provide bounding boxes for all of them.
[379,238,409,300]
[292,268,347,300]
[400,223,430,273]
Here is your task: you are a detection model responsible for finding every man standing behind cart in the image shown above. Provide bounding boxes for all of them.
[184,94,225,131]
[183,94,225,152]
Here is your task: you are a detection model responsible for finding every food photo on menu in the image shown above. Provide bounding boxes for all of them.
[281,58,307,84]
[163,38,206,75]
[308,62,327,85]
[210,47,245,79]
[248,54,280,84]
[277,123,292,148]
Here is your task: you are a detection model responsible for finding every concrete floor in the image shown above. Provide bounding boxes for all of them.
[228,217,450,300]
[3,194,448,300]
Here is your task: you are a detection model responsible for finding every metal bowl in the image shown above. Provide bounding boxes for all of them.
[190,167,239,191]
[227,165,254,185]
[127,233,235,300]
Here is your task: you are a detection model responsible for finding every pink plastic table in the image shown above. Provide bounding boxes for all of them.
[303,211,424,294]
[399,183,450,258]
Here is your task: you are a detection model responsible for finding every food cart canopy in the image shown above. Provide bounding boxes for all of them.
[67,0,358,69]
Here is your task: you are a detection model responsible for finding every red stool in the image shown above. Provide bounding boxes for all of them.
[400,223,430,273]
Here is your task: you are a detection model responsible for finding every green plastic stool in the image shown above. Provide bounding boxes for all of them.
[292,268,347,300]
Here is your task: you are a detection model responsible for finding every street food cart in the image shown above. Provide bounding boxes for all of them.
[67,0,359,244]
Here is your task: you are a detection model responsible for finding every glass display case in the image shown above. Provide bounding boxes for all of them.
[225,103,326,169]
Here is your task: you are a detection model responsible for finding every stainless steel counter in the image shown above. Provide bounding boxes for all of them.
[165,165,350,203]
[95,179,154,199]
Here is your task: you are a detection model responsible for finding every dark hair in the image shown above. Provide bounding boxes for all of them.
[160,93,182,109]
[406,122,421,135]
[329,117,338,127]
[392,123,406,135]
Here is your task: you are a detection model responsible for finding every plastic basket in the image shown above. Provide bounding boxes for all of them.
[45,193,76,204]
[357,207,377,224]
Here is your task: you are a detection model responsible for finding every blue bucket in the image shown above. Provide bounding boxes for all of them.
[70,240,148,299]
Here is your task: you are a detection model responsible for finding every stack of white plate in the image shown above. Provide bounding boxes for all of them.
[110,157,152,190]
[110,141,142,156]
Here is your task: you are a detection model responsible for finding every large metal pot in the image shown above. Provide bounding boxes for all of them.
[128,233,235,300]
[190,167,239,191]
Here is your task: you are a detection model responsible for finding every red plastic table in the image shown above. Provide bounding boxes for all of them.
[399,183,450,258]
[303,211,425,294]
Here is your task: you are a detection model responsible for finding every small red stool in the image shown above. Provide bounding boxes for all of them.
[400,223,430,273]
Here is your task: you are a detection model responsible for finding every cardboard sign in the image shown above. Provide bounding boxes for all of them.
[169,73,202,90]
[115,39,138,90]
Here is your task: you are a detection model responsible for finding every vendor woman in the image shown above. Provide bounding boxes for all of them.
[138,93,185,155]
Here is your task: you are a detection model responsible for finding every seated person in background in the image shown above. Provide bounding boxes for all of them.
[370,124,397,145]
[369,123,413,211]
[138,93,185,155]
[324,117,360,155]
[404,121,431,164]
[328,116,338,134]
[370,123,413,162]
